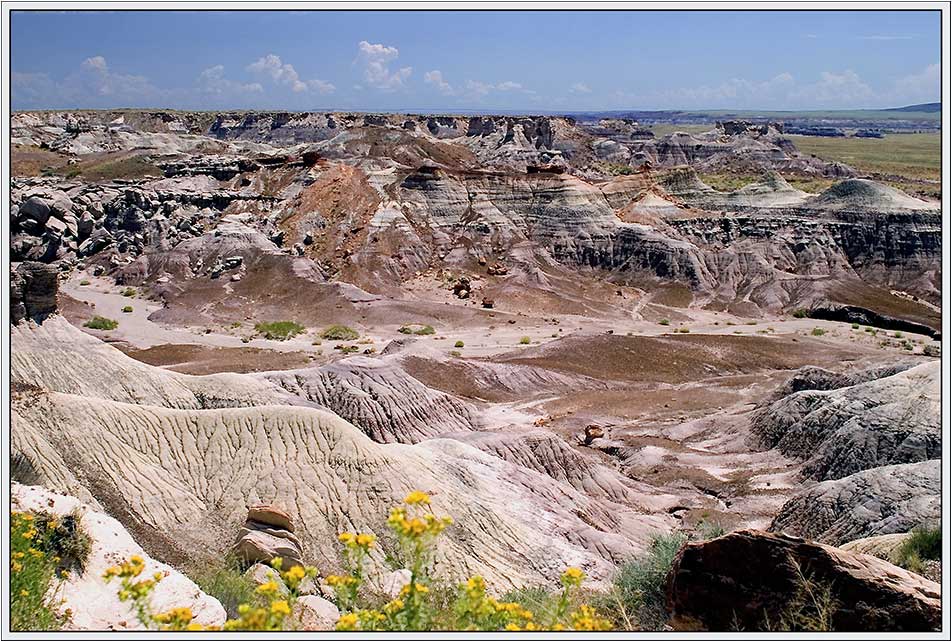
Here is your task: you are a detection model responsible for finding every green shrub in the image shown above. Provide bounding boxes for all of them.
[695,520,726,540]
[321,325,359,341]
[121,287,137,297]
[519,336,531,345]
[187,556,259,619]
[892,526,941,573]
[851,323,860,330]
[596,532,687,631]
[811,328,826,336]
[255,321,306,341]
[677,327,690,333]
[792,309,808,319]
[79,279,90,286]
[121,306,133,313]
[894,331,903,338]
[449,350,462,358]
[659,319,670,326]
[398,324,435,336]
[335,344,359,354]
[454,340,465,348]
[84,316,118,330]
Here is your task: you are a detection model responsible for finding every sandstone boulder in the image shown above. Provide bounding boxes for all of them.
[293,595,340,631]
[381,568,412,598]
[247,505,295,532]
[666,529,941,632]
[233,506,303,570]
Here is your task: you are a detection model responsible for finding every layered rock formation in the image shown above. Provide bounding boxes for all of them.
[752,361,940,480]
[770,460,941,545]
[234,506,304,570]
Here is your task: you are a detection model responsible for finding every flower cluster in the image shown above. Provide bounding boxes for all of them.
[328,491,614,631]
[106,553,319,632]
[103,554,214,630]
[10,511,69,631]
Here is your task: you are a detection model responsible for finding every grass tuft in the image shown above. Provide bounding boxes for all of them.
[84,316,118,330]
[255,321,306,341]
[321,324,359,341]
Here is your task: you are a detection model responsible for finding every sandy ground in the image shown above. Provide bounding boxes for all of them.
[62,269,935,371]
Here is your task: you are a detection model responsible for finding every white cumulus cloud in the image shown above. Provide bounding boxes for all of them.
[424,69,455,96]
[246,54,334,94]
[357,40,412,91]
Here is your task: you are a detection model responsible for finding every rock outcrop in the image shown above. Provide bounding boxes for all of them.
[769,460,941,545]
[666,529,941,632]
[11,261,59,324]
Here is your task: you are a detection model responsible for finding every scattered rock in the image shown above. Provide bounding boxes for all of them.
[381,569,412,598]
[292,595,340,631]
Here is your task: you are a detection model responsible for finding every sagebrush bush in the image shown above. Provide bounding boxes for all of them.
[187,556,259,618]
[595,531,687,631]
[398,324,436,336]
[84,316,118,330]
[255,321,305,341]
[321,324,359,341]
[892,525,941,573]
[31,510,92,572]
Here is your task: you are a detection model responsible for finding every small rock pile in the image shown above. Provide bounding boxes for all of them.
[233,505,304,571]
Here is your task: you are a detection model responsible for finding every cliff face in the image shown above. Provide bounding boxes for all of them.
[10,110,941,326]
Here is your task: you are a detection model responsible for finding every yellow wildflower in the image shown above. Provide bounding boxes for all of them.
[256,581,281,595]
[383,598,404,614]
[356,533,376,548]
[283,565,306,586]
[338,532,356,545]
[270,600,291,616]
[336,613,359,631]
[404,490,431,505]
[11,561,23,573]
[561,566,585,587]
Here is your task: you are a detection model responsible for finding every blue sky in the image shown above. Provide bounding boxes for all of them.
[11,10,941,111]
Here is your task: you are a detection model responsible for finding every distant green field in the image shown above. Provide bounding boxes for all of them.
[792,132,940,198]
[695,109,940,122]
